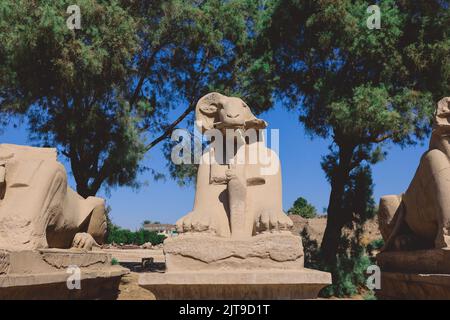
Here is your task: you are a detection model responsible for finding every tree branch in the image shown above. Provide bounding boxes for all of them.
[128,44,163,108]
[143,47,211,152]
[144,103,195,151]
[373,133,392,143]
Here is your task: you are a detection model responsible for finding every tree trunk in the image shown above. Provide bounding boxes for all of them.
[320,144,355,264]
[69,150,104,198]
[76,183,96,199]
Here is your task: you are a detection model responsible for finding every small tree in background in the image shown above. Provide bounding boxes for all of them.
[106,224,166,245]
[288,197,317,219]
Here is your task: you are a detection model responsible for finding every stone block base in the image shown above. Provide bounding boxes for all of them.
[377,272,450,300]
[164,232,304,272]
[139,269,331,300]
[0,248,128,300]
[377,248,450,274]
[376,249,450,299]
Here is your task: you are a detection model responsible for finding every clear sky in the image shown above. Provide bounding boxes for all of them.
[1,105,428,230]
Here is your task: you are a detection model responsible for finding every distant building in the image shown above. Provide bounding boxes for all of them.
[143,223,177,237]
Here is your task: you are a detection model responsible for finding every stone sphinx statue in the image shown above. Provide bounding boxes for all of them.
[139,93,331,299]
[168,92,301,272]
[378,97,450,251]
[0,144,106,250]
[176,92,293,239]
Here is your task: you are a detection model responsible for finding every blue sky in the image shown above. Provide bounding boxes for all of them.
[1,106,428,230]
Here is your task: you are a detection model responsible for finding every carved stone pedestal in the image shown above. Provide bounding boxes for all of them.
[0,248,128,299]
[139,269,331,300]
[139,233,331,300]
[376,249,450,299]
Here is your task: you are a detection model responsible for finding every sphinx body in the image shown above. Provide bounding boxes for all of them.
[0,144,106,250]
[176,92,292,239]
[139,93,332,300]
[379,97,450,251]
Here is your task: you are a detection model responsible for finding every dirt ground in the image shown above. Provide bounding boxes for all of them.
[114,216,381,300]
[117,272,156,300]
[116,272,363,300]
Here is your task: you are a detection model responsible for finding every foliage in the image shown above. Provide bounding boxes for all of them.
[0,0,275,195]
[300,166,377,297]
[257,0,449,262]
[367,238,384,259]
[106,223,166,245]
[111,257,119,265]
[288,197,317,219]
[0,0,145,197]
[320,237,372,297]
[363,291,377,300]
[300,228,320,268]
[301,227,373,298]
[368,238,385,250]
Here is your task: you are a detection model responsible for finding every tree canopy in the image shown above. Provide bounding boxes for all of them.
[0,0,273,196]
[288,197,317,219]
[258,0,449,262]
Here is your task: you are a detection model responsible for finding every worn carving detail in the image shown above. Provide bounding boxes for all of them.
[176,92,293,239]
[378,97,450,251]
[166,93,303,273]
[0,144,106,251]
[0,250,9,275]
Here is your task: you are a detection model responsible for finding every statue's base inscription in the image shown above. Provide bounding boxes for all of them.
[0,248,128,299]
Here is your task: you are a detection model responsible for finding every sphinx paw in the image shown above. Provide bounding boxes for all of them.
[72,232,98,251]
[255,210,293,233]
[176,211,215,234]
[435,235,450,249]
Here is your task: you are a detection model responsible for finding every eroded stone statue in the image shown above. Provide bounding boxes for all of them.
[176,92,293,239]
[0,144,106,250]
[379,97,450,251]
[139,93,331,299]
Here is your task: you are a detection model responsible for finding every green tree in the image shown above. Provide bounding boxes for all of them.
[302,166,377,297]
[288,197,317,219]
[258,0,449,263]
[106,224,166,245]
[0,0,273,197]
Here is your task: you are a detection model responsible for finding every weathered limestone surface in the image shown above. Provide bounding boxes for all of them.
[377,272,450,300]
[376,249,450,299]
[175,92,292,238]
[0,144,128,299]
[0,249,128,299]
[377,248,450,274]
[378,97,450,251]
[139,93,331,299]
[0,144,107,251]
[139,269,331,300]
[376,98,450,300]
[164,232,304,271]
